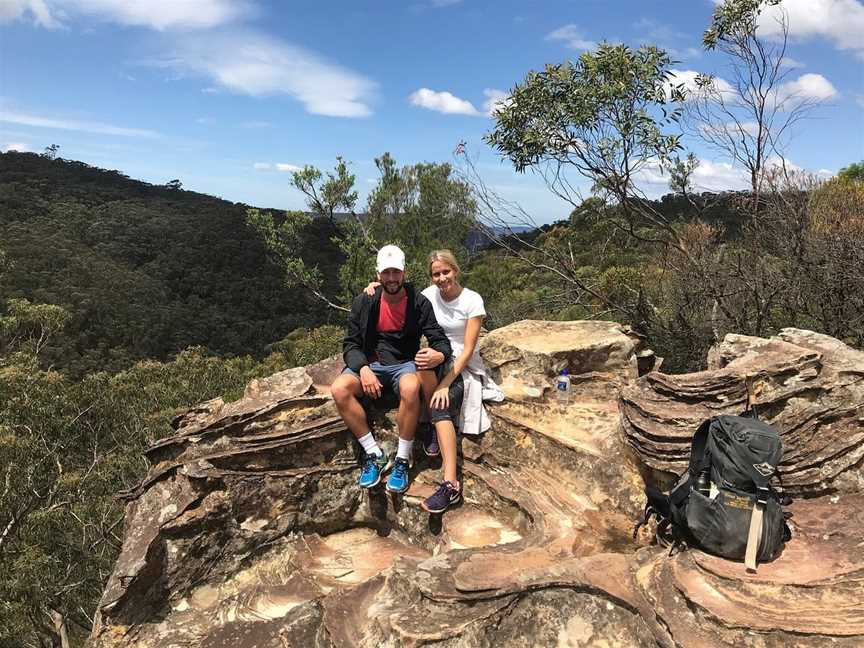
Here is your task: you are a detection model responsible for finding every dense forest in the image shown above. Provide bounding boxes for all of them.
[0,151,761,379]
[0,151,342,377]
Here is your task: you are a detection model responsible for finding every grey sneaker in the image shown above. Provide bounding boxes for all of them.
[421,481,462,513]
[422,426,440,457]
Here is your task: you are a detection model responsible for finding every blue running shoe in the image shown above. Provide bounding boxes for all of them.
[421,481,462,513]
[386,458,410,494]
[358,452,390,489]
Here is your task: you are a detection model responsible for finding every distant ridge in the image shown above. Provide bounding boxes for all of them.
[0,151,341,376]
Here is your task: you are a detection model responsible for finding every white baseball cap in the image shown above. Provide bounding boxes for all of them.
[376,244,406,272]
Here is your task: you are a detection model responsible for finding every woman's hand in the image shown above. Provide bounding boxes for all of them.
[415,348,444,370]
[430,386,450,410]
[364,281,380,296]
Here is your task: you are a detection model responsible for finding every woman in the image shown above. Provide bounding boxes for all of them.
[366,249,498,513]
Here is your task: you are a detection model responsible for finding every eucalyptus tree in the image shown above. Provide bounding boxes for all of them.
[693,0,824,206]
[480,43,689,322]
[248,153,476,311]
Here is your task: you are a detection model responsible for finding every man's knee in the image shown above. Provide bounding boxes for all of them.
[398,374,421,401]
[418,369,437,391]
[331,376,358,404]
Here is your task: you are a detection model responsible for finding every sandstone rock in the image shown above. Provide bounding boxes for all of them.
[621,328,864,497]
[633,493,864,647]
[90,322,864,647]
[481,319,645,400]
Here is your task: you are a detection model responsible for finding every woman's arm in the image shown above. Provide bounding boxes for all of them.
[434,315,482,390]
[364,281,381,296]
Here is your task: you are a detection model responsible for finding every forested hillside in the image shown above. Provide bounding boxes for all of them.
[0,151,340,376]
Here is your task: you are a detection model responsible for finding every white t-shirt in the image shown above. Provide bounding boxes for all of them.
[422,285,486,374]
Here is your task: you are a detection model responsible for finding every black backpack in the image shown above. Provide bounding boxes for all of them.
[635,412,791,570]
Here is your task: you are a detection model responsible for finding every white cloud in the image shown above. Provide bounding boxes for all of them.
[409,88,480,116]
[0,110,159,137]
[667,69,735,102]
[252,162,302,172]
[856,95,864,109]
[780,56,805,69]
[2,142,31,152]
[776,73,838,103]
[636,154,834,196]
[758,0,864,59]
[155,31,377,118]
[482,88,509,117]
[632,158,670,187]
[700,120,760,138]
[0,0,59,28]
[764,155,802,173]
[0,0,252,30]
[546,24,597,50]
[690,159,750,191]
[635,156,751,194]
[670,67,836,110]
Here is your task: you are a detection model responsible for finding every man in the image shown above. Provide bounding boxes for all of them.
[330,244,451,493]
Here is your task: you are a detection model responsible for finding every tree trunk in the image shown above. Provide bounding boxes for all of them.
[48,609,70,648]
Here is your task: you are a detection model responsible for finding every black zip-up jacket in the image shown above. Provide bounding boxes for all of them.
[342,283,452,372]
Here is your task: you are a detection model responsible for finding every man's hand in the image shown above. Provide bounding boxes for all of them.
[415,348,445,370]
[363,281,380,296]
[359,366,382,399]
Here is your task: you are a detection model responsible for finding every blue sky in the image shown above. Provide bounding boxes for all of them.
[1,0,862,223]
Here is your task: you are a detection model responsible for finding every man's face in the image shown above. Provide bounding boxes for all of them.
[378,268,405,294]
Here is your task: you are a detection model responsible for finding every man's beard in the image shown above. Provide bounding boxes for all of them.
[383,280,404,295]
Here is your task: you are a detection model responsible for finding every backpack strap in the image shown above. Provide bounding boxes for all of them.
[633,485,672,539]
[745,484,770,571]
[742,375,761,420]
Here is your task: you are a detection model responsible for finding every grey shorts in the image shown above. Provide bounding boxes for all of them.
[428,373,464,424]
[342,360,417,399]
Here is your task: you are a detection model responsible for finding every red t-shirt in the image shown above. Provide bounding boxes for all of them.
[377,293,407,332]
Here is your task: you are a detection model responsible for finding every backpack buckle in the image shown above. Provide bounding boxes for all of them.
[755,485,770,505]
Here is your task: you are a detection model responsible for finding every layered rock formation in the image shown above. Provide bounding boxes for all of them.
[621,328,864,496]
[90,322,864,647]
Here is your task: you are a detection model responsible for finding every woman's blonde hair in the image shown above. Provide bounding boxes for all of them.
[427,249,461,276]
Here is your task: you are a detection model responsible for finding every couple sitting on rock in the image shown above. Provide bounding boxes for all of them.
[330,244,500,514]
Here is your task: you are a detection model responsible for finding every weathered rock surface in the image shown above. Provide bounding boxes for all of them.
[90,322,864,647]
[621,328,864,496]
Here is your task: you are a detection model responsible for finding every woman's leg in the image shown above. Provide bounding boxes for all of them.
[420,369,459,485]
[434,420,459,485]
[437,374,464,486]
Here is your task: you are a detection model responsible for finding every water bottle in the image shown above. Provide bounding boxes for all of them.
[556,368,571,405]
[695,467,711,496]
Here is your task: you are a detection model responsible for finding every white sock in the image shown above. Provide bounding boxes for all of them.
[397,438,413,461]
[358,432,381,457]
